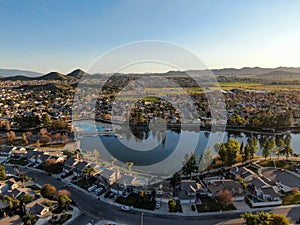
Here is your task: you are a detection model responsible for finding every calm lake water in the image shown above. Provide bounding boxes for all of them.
[78,125,300,166]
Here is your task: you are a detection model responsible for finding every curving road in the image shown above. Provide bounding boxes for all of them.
[6,165,300,225]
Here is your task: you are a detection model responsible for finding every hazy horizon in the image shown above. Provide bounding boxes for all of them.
[1,1,300,73]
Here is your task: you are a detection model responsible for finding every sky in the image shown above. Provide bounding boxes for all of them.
[1,0,300,74]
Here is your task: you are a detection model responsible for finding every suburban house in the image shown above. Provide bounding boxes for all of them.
[111,174,136,196]
[0,178,20,196]
[230,166,256,182]
[246,177,282,207]
[73,161,89,177]
[175,180,203,204]
[153,180,174,203]
[99,169,119,186]
[27,150,44,164]
[26,197,57,219]
[0,146,13,162]
[36,154,52,166]
[206,179,244,201]
[50,155,65,163]
[10,147,28,159]
[63,156,78,174]
[5,187,35,200]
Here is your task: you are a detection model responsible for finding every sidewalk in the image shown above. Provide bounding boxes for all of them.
[63,206,81,225]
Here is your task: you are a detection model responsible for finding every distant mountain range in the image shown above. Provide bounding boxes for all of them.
[0,69,42,77]
[1,67,300,81]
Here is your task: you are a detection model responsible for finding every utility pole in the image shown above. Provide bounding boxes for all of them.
[141,212,144,225]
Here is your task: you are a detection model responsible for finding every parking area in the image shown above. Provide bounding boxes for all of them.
[261,168,300,189]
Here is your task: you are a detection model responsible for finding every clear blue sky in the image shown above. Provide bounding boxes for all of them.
[1,0,300,73]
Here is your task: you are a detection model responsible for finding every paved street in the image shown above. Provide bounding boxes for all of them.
[6,165,300,225]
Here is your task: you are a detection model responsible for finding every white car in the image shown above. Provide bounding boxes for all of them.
[95,187,103,193]
[121,205,130,211]
[87,185,97,192]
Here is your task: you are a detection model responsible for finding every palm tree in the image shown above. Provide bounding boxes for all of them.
[83,166,95,180]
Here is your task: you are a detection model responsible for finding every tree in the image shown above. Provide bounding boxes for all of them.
[247,137,258,160]
[20,175,31,187]
[41,184,56,198]
[6,130,16,144]
[272,214,290,225]
[216,139,240,167]
[170,173,181,188]
[168,199,177,212]
[281,145,294,160]
[242,145,250,163]
[139,190,146,203]
[262,139,271,159]
[20,194,34,204]
[241,212,289,225]
[57,193,72,210]
[42,113,51,125]
[92,149,100,158]
[284,133,291,146]
[41,158,61,174]
[199,147,213,171]
[0,164,7,180]
[215,142,226,166]
[83,166,95,179]
[275,136,285,160]
[226,139,240,166]
[182,152,197,174]
[241,212,271,225]
[216,189,232,208]
[22,133,28,145]
[4,195,20,213]
[22,214,35,225]
[55,189,71,198]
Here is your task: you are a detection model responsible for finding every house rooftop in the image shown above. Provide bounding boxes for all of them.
[207,179,243,196]
[117,174,135,186]
[74,161,89,171]
[100,169,115,179]
[261,186,279,198]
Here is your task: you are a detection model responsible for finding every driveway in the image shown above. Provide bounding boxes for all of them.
[261,167,300,189]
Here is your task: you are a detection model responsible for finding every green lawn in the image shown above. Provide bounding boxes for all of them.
[282,191,300,205]
[74,177,97,190]
[258,160,296,171]
[116,194,155,210]
[196,198,236,212]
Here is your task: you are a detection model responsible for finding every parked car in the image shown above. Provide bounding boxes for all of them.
[104,191,112,198]
[88,185,97,192]
[155,201,161,209]
[95,187,103,193]
[121,205,130,211]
